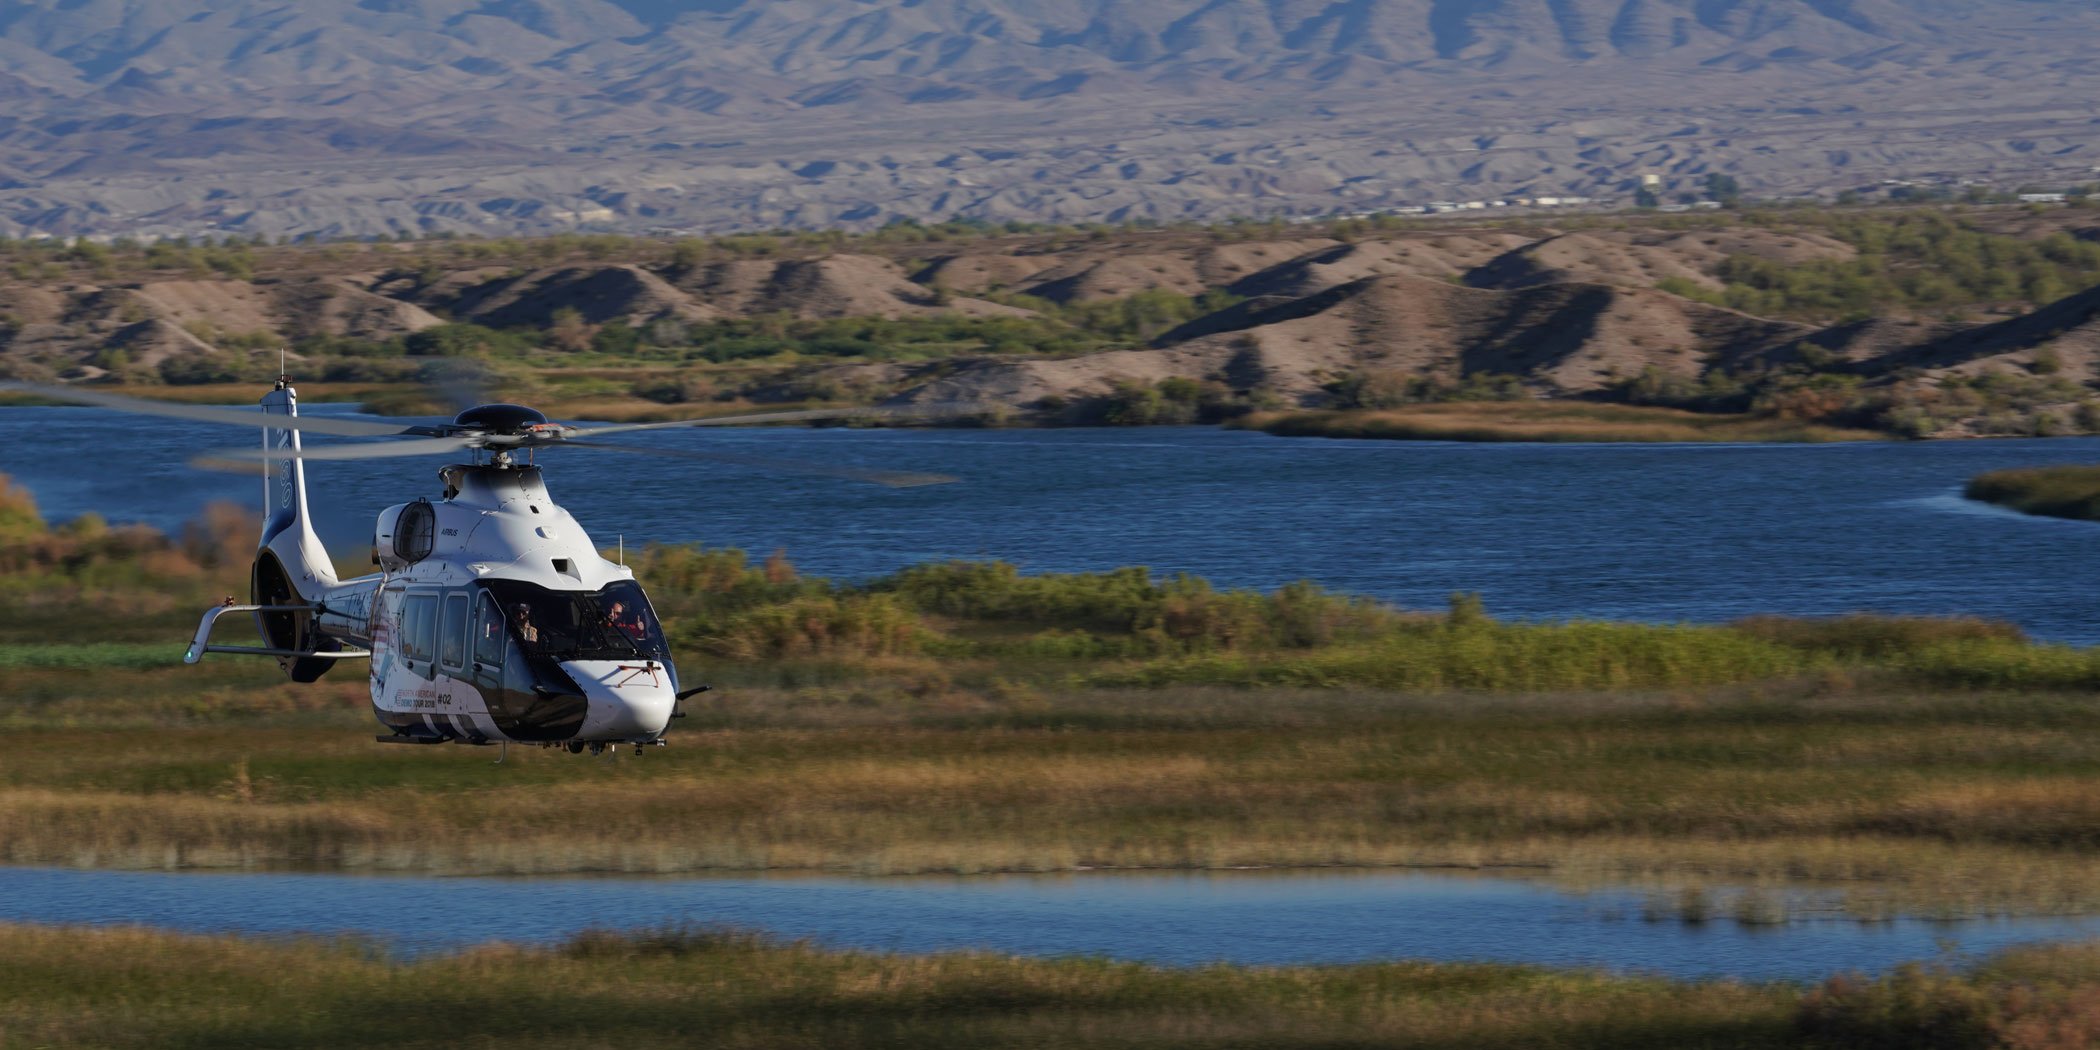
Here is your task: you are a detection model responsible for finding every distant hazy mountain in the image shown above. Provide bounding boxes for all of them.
[1,1,2097,238]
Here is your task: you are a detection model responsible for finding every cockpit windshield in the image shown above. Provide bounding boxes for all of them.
[480,579,668,661]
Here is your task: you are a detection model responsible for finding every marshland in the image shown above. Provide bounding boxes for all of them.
[11,408,2100,1047]
[11,470,2100,922]
[19,923,2100,1050]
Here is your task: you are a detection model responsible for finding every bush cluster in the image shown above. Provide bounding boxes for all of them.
[1660,212,2100,322]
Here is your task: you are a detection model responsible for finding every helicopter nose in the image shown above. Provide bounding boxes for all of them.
[564,661,677,741]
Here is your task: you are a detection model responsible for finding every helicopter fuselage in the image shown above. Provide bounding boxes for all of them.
[314,464,680,748]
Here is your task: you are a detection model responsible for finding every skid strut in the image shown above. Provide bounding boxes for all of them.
[183,603,371,664]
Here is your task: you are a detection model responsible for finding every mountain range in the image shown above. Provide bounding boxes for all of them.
[2,1,2099,239]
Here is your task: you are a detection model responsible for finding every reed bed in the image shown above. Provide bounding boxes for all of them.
[1241,403,1886,444]
[14,924,2100,1049]
[1967,464,2100,522]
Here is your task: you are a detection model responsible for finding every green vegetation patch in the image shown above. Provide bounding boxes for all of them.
[1967,464,2100,521]
[1656,210,2100,323]
[0,642,182,669]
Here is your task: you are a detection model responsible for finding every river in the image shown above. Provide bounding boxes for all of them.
[4,405,2098,639]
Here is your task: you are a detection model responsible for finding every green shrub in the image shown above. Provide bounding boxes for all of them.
[1094,621,1819,692]
[872,561,1400,653]
[697,594,924,660]
[1732,614,2027,658]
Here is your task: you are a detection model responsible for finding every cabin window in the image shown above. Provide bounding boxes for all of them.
[440,593,468,670]
[403,594,437,663]
[396,500,435,564]
[474,593,505,667]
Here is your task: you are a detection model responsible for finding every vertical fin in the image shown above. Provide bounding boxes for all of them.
[257,378,339,601]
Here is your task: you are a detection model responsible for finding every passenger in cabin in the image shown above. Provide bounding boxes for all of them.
[511,603,539,645]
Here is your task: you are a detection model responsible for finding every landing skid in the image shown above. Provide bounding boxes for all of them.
[184,603,371,664]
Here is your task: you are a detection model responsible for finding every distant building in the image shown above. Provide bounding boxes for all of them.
[2020,193,2068,204]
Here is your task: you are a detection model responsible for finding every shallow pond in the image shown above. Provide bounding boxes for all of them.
[6,866,2096,981]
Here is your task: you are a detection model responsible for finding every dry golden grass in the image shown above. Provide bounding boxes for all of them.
[12,679,2100,916]
[1243,402,1887,443]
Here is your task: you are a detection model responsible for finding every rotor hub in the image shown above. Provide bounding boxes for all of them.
[452,404,548,435]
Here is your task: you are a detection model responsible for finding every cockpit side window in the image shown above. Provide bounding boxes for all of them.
[478,580,669,661]
[474,593,505,667]
[597,580,667,654]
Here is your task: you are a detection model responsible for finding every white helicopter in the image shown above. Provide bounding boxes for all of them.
[5,376,955,756]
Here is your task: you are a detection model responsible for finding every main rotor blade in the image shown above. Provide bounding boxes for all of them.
[564,402,986,439]
[0,382,417,437]
[197,436,478,463]
[561,439,958,488]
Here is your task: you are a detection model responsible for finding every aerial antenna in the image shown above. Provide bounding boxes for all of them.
[276,347,288,390]
[618,534,625,567]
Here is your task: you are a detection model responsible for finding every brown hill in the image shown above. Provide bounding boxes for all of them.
[17,223,2100,435]
[885,272,1819,408]
[1173,274,1813,397]
[452,265,726,328]
[676,255,1028,318]
[1229,235,1532,299]
[130,282,282,340]
[1869,283,2100,382]
[1467,230,1857,291]
[268,278,445,341]
[916,254,1060,294]
[1016,254,1207,304]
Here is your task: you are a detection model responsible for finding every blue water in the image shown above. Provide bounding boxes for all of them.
[5,405,2100,638]
[3,866,2092,981]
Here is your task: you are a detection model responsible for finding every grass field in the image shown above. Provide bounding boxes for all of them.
[1967,464,2100,522]
[13,653,2100,918]
[1239,403,1887,444]
[10,924,2100,1049]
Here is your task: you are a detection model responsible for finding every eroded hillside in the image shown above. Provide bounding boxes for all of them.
[6,206,2100,437]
